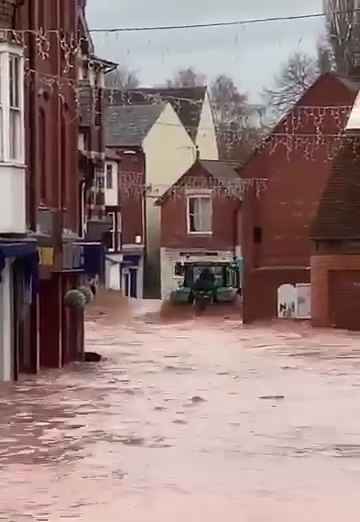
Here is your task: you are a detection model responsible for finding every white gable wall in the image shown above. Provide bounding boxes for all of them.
[196,92,219,160]
[143,103,196,297]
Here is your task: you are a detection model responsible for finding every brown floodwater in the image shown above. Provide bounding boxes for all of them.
[1,292,360,521]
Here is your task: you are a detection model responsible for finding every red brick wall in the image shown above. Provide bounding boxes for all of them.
[16,0,79,233]
[0,0,16,27]
[241,74,357,323]
[160,165,240,251]
[311,254,360,327]
[242,74,357,271]
[243,268,310,323]
[117,149,145,245]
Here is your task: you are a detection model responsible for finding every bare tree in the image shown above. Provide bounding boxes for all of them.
[262,52,319,121]
[166,67,206,88]
[317,36,335,73]
[105,65,140,90]
[323,0,360,74]
[210,74,264,161]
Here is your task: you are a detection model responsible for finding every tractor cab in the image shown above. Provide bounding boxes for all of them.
[171,261,240,304]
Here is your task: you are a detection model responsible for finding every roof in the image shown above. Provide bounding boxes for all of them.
[156,159,242,205]
[311,137,360,240]
[105,104,166,147]
[106,86,207,141]
[239,73,359,177]
[336,75,360,93]
[199,160,241,181]
[90,55,118,73]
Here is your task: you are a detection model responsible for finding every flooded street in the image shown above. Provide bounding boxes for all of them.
[2,294,360,521]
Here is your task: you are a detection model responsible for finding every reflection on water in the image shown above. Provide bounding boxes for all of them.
[1,292,360,521]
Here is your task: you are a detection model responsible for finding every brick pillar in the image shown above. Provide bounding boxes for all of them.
[311,255,330,327]
[39,274,62,368]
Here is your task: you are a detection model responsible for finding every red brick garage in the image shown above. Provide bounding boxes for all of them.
[329,270,360,330]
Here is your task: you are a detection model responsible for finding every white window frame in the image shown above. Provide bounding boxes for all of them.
[186,192,213,235]
[108,211,115,252]
[0,43,24,165]
[117,211,122,250]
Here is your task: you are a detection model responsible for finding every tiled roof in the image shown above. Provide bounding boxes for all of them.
[105,103,166,147]
[106,86,207,141]
[311,138,360,240]
[157,159,241,205]
[199,160,242,181]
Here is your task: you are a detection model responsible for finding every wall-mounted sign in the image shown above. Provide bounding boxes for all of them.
[38,247,54,267]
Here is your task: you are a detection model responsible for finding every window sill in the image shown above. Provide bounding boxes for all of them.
[187,231,213,236]
[0,160,25,169]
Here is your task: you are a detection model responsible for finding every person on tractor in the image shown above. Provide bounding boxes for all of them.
[192,268,217,302]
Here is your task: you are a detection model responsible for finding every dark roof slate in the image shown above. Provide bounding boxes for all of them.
[199,160,242,181]
[106,86,207,141]
[105,103,166,147]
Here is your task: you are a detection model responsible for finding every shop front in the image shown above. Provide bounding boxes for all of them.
[0,240,38,381]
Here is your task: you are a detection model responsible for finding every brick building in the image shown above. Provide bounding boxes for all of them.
[241,73,358,323]
[157,159,242,301]
[78,1,117,248]
[1,0,107,376]
[104,147,145,297]
[12,0,85,369]
[0,0,39,381]
[311,135,360,330]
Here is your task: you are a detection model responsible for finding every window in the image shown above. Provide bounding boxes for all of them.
[95,88,102,126]
[106,164,113,189]
[175,262,185,276]
[0,67,3,160]
[0,46,24,164]
[106,212,121,252]
[9,54,21,160]
[254,227,263,244]
[187,196,212,234]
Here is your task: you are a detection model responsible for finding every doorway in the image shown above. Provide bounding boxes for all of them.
[124,269,138,298]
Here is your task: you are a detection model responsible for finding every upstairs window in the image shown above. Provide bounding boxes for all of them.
[0,68,3,160]
[9,54,21,160]
[106,163,113,189]
[187,196,212,234]
[0,45,24,164]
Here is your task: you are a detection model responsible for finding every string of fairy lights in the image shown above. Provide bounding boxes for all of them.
[0,6,358,187]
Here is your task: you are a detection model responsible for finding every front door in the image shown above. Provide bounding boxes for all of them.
[124,268,138,298]
[130,269,137,298]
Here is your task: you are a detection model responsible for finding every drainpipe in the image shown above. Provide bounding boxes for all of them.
[79,179,86,239]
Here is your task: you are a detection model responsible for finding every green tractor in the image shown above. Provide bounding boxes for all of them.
[170,261,241,306]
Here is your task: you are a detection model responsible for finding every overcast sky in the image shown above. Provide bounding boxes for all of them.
[86,0,324,102]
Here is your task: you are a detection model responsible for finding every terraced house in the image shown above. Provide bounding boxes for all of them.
[0,0,107,381]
